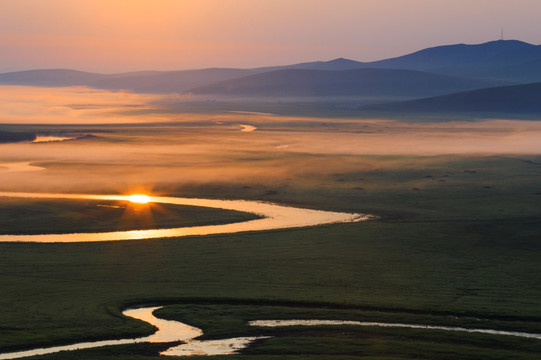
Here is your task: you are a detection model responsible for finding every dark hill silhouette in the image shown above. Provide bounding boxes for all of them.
[362,40,541,74]
[0,131,36,143]
[0,60,365,93]
[1,40,539,94]
[187,68,509,97]
[361,82,541,114]
[255,40,541,76]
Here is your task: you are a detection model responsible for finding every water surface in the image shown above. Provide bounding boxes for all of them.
[0,192,369,242]
[0,307,264,359]
[250,319,541,340]
[2,307,540,360]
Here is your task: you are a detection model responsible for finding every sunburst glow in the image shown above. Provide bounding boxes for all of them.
[128,194,151,204]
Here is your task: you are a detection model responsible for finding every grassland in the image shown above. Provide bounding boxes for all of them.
[0,117,540,359]
[0,198,259,235]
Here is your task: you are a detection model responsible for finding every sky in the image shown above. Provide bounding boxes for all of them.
[1,0,540,73]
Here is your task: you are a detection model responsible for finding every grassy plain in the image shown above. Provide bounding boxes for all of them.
[0,198,259,235]
[0,112,540,359]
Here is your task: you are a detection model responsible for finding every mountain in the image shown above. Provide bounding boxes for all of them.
[1,40,539,94]
[0,69,106,86]
[361,40,541,75]
[257,40,541,75]
[361,82,541,114]
[187,68,509,97]
[256,57,365,72]
[0,59,365,93]
[89,68,255,93]
[0,68,255,93]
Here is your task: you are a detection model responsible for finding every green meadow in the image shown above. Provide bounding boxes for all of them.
[0,118,540,359]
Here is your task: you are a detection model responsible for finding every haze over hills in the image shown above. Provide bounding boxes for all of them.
[0,69,107,86]
[90,68,256,93]
[0,39,540,99]
[475,58,541,83]
[0,59,368,93]
[187,68,509,98]
[361,81,541,114]
[0,68,256,93]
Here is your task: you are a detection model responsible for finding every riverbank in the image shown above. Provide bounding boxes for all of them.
[2,301,540,359]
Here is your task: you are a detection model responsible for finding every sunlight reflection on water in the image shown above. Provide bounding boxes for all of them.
[0,192,369,242]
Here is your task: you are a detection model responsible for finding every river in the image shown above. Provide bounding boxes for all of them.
[0,192,369,242]
[1,306,540,359]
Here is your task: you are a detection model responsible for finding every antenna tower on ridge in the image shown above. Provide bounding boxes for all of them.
[500,28,504,41]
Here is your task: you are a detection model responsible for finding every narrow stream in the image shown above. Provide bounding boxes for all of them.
[250,319,541,340]
[1,192,538,358]
[1,306,540,359]
[0,307,268,359]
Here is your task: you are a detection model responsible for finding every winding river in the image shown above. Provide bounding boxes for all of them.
[0,192,369,242]
[0,306,266,359]
[1,192,539,358]
[1,306,540,359]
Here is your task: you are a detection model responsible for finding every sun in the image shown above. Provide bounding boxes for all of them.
[128,194,151,204]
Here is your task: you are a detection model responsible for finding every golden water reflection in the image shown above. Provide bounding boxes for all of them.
[0,192,369,243]
[127,194,151,204]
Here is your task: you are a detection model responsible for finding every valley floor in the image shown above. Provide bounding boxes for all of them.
[1,112,540,359]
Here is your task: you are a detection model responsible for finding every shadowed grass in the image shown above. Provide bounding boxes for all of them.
[0,198,259,235]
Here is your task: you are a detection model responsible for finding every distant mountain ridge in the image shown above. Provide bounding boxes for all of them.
[255,57,365,72]
[0,69,106,86]
[0,39,540,95]
[187,68,509,97]
[90,68,256,93]
[360,40,541,74]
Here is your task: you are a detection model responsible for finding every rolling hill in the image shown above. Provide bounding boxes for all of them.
[361,40,541,75]
[1,40,539,96]
[256,57,365,72]
[361,81,541,114]
[89,68,255,93]
[187,68,509,97]
[0,58,367,93]
[0,69,106,86]
[0,68,256,93]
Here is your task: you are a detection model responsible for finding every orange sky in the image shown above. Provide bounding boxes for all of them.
[1,0,540,72]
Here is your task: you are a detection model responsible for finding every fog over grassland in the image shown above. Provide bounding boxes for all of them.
[1,85,541,195]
